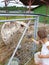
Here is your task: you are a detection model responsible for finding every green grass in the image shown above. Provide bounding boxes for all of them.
[34,5,49,24]
[0,16,33,24]
[0,16,23,24]
[0,16,24,20]
[0,16,33,20]
[0,5,49,24]
[0,16,25,24]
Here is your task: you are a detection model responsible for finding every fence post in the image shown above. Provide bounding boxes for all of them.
[32,16,39,55]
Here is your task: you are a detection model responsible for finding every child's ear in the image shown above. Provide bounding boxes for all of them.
[47,46,49,50]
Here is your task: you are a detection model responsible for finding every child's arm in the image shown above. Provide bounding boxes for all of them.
[32,38,39,45]
[47,46,49,50]
[38,54,49,58]
[38,46,49,58]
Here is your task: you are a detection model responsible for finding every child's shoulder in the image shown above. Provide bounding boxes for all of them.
[45,41,49,49]
[45,41,49,46]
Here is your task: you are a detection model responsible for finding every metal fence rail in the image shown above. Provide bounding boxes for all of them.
[0,13,38,17]
[0,13,49,17]
[0,13,39,65]
[0,13,49,65]
[0,18,35,22]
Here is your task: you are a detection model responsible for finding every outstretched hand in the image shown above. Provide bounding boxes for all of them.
[31,38,39,44]
[32,38,34,41]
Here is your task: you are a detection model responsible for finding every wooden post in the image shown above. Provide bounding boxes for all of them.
[5,0,9,19]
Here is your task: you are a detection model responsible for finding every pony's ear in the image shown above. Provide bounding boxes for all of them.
[47,46,49,50]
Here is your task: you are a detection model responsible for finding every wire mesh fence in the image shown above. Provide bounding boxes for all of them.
[0,13,49,65]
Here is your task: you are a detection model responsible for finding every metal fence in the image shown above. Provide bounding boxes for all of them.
[0,13,49,65]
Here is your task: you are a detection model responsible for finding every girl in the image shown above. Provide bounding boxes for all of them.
[32,28,49,65]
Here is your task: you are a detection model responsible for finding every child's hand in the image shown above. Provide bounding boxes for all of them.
[32,38,34,41]
[38,54,43,58]
[38,54,49,58]
[32,38,39,44]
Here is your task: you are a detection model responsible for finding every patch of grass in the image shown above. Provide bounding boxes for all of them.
[34,5,49,24]
[0,22,4,24]
[0,16,33,24]
[0,16,33,20]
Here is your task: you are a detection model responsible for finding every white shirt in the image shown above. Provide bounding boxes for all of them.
[41,41,49,65]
